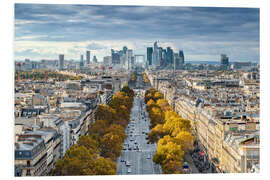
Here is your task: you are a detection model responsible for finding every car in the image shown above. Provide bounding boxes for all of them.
[126,161,131,166]
[133,147,137,150]
[121,159,125,162]
[147,154,151,159]
[127,168,132,173]
[183,162,189,169]
[123,148,126,150]
[128,147,132,150]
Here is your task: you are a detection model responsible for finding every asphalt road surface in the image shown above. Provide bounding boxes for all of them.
[116,93,162,175]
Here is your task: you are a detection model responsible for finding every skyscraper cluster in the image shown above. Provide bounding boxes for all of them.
[58,50,94,70]
[147,41,184,69]
[111,46,134,70]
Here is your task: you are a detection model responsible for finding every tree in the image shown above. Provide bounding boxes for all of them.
[153,92,164,102]
[121,85,135,98]
[77,136,99,154]
[155,136,184,165]
[88,120,108,138]
[162,160,183,174]
[95,104,117,124]
[156,99,172,112]
[149,106,164,128]
[100,132,123,161]
[53,145,95,175]
[113,105,129,128]
[148,124,168,143]
[93,157,117,175]
[174,131,194,153]
[105,124,126,142]
[163,111,191,136]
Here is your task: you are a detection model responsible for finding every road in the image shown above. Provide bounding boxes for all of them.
[116,89,161,175]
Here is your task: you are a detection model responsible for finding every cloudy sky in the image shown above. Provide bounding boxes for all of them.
[14,4,260,62]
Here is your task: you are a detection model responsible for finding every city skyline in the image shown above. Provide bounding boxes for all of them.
[15,4,259,62]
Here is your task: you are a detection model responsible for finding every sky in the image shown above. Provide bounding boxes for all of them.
[14,4,260,62]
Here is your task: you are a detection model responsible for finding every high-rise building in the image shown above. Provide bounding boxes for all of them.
[221,54,229,70]
[152,41,160,67]
[123,46,128,54]
[127,49,133,70]
[93,55,98,63]
[147,47,153,66]
[166,47,174,65]
[161,49,167,66]
[59,54,64,70]
[80,55,84,68]
[174,53,182,69]
[179,50,185,64]
[86,51,90,64]
[158,47,163,66]
[111,49,120,64]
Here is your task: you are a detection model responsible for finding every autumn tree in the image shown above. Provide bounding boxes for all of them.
[174,131,194,153]
[104,124,126,142]
[88,120,108,138]
[163,111,191,136]
[162,160,183,174]
[148,106,164,128]
[93,157,117,175]
[95,104,117,124]
[148,124,168,143]
[100,132,123,161]
[77,136,99,154]
[156,99,172,112]
[153,92,164,102]
[53,145,96,176]
[153,135,184,171]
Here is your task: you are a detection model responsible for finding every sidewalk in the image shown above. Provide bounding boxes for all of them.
[184,154,199,174]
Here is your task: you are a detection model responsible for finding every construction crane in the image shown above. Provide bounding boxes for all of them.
[16,62,24,82]
[44,71,47,81]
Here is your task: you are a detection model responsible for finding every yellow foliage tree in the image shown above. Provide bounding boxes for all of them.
[156,99,172,112]
[174,131,194,153]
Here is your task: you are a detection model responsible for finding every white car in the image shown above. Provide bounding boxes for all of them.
[127,168,132,173]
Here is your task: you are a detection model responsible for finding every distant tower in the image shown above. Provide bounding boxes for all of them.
[59,54,64,70]
[147,47,153,66]
[166,47,174,65]
[80,55,84,68]
[86,51,90,64]
[220,54,229,70]
[93,55,98,63]
[179,50,185,64]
